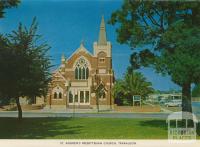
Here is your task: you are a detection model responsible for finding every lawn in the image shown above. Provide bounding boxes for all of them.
[0,117,199,139]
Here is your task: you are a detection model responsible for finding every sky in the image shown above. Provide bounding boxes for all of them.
[0,0,180,91]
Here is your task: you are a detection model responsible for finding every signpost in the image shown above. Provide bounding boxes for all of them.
[133,95,141,107]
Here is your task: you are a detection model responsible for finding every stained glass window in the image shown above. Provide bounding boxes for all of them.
[59,92,62,99]
[74,57,89,80]
[54,92,57,99]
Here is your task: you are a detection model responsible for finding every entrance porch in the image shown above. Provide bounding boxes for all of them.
[68,88,90,106]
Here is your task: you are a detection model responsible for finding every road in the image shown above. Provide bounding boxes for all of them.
[0,111,172,119]
[1,111,199,119]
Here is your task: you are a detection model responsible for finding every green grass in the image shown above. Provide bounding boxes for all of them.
[0,117,199,139]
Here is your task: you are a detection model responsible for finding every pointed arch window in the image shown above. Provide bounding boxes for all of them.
[82,67,86,79]
[74,57,89,80]
[54,92,57,99]
[69,91,73,103]
[52,86,63,99]
[75,67,78,79]
[102,91,106,99]
[86,67,89,79]
[59,92,62,99]
[79,67,82,79]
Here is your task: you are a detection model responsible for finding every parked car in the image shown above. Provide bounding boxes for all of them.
[159,99,169,105]
[164,99,182,107]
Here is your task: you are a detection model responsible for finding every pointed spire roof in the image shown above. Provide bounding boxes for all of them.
[78,40,87,51]
[80,40,85,48]
[61,53,65,62]
[98,15,107,45]
[61,53,65,59]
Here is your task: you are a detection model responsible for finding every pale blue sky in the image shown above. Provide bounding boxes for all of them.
[0,0,180,91]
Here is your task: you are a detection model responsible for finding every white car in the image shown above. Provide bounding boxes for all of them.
[165,100,182,107]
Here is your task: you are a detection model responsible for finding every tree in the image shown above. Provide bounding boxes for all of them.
[0,18,51,119]
[125,71,154,99]
[192,84,200,97]
[0,0,20,105]
[0,0,20,18]
[92,74,107,112]
[113,68,154,106]
[113,79,127,105]
[109,0,200,112]
[95,83,106,112]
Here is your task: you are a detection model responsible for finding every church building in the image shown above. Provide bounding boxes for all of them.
[46,16,115,110]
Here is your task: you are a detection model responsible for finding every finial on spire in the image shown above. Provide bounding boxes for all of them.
[80,39,85,48]
[61,53,65,62]
[81,39,84,45]
[98,15,107,45]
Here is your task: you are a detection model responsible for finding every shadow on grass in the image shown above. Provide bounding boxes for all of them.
[139,119,167,130]
[0,117,83,139]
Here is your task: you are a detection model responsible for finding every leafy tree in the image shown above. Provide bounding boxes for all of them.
[124,70,154,99]
[113,79,127,105]
[95,83,106,112]
[0,0,20,104]
[0,0,20,18]
[109,0,200,112]
[0,97,11,106]
[192,84,200,97]
[0,18,51,119]
[113,68,154,106]
[92,74,107,112]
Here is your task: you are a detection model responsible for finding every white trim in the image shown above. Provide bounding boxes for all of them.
[52,70,67,82]
[95,73,113,76]
[65,68,94,72]
[98,65,107,67]
[71,81,88,87]
[93,41,112,57]
[91,73,113,76]
[98,69,106,74]
[72,56,91,70]
[52,99,63,100]
[68,88,90,105]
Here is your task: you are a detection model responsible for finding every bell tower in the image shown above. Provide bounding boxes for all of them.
[93,15,112,71]
[93,16,114,109]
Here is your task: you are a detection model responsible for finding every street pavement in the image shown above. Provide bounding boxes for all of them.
[1,111,199,120]
[0,111,171,119]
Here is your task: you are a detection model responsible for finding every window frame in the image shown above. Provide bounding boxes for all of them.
[99,58,105,63]
[74,58,89,80]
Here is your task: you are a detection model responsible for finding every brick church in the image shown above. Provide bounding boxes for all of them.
[46,16,115,110]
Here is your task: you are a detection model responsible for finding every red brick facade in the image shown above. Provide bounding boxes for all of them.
[46,16,114,110]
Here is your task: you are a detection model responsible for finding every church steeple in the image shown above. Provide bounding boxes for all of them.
[61,53,65,63]
[98,15,107,45]
[93,16,111,57]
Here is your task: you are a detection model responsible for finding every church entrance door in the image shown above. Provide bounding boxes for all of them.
[68,89,90,105]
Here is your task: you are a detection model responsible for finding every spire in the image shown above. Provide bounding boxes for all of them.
[80,39,84,48]
[61,53,65,63]
[98,15,107,45]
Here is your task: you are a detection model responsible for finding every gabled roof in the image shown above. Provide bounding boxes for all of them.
[66,42,93,61]
[95,81,108,92]
[52,68,67,82]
